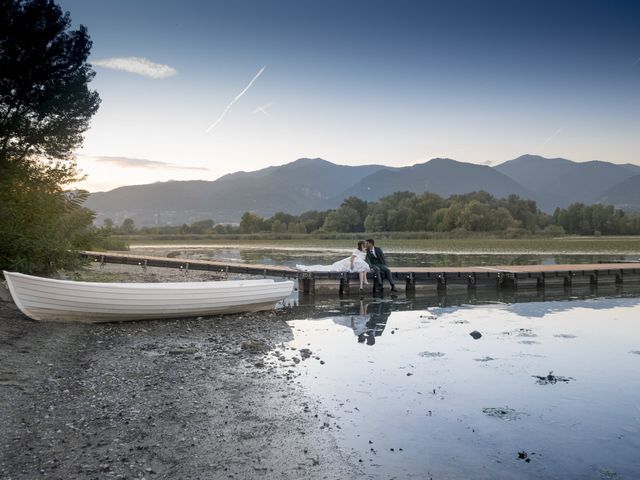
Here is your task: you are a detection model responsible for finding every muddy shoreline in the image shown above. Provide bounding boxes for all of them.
[0,265,358,479]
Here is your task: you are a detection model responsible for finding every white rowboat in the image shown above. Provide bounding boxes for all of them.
[3,271,294,323]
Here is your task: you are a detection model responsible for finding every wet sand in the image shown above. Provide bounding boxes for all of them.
[0,265,357,479]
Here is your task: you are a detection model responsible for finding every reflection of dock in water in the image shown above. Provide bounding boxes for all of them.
[296,285,640,346]
[330,301,393,345]
[81,251,640,296]
[297,284,640,316]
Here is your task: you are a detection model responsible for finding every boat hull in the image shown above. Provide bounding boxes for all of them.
[3,271,294,323]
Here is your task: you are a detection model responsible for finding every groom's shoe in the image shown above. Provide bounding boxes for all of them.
[390,285,398,292]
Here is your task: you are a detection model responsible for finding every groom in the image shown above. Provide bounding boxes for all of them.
[365,238,397,292]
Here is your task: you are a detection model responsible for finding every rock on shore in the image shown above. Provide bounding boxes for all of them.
[0,264,357,479]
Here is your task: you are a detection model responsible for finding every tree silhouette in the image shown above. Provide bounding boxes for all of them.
[0,0,101,273]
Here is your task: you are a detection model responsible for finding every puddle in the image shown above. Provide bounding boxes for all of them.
[474,356,496,362]
[280,295,640,479]
[532,371,575,385]
[482,406,528,421]
[502,327,538,337]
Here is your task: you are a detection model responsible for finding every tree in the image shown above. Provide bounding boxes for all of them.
[364,212,385,232]
[287,222,307,234]
[340,196,368,230]
[503,195,539,232]
[411,192,445,230]
[120,218,136,235]
[0,0,101,273]
[271,212,296,229]
[239,212,265,233]
[298,210,326,233]
[189,219,214,234]
[0,0,100,166]
[271,219,286,233]
[322,206,362,232]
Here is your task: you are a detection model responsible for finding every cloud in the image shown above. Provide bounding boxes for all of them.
[206,65,266,132]
[90,156,208,171]
[92,57,177,79]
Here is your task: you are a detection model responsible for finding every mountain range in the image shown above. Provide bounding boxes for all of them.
[85,154,640,226]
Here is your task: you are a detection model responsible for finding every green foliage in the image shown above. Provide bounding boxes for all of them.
[240,212,267,234]
[237,191,640,236]
[119,218,136,235]
[0,0,103,274]
[287,222,307,234]
[0,188,97,272]
[553,203,631,235]
[323,206,362,232]
[298,210,327,233]
[271,219,286,233]
[1,0,100,164]
[125,219,237,236]
[188,218,214,234]
[117,191,640,240]
[90,233,129,251]
[105,192,640,243]
[103,218,114,230]
[213,223,238,235]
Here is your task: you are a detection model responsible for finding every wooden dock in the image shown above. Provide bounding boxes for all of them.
[80,251,640,295]
[80,251,297,277]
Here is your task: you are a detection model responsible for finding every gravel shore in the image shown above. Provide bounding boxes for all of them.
[0,264,357,479]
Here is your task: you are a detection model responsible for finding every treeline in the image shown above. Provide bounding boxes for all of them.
[107,218,238,236]
[112,191,640,237]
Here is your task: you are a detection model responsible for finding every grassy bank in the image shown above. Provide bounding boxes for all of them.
[117,233,640,254]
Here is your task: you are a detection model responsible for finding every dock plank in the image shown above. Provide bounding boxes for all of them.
[80,251,640,294]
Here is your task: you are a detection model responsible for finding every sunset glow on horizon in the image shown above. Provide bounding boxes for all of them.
[57,0,640,192]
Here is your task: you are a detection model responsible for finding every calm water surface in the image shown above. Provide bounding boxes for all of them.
[130,245,638,267]
[282,292,640,479]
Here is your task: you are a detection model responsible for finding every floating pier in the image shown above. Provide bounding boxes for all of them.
[81,251,640,295]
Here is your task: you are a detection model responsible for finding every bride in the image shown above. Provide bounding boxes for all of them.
[296,241,371,289]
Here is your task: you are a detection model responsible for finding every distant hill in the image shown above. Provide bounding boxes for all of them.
[495,154,640,211]
[85,158,384,225]
[599,175,640,211]
[622,164,640,175]
[333,158,535,203]
[495,154,577,193]
[86,155,640,226]
[536,160,636,209]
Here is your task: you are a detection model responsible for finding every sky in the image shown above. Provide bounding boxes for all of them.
[56,0,640,192]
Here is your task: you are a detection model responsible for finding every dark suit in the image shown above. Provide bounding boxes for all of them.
[366,246,395,289]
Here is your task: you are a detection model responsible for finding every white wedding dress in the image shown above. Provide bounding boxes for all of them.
[296,249,371,273]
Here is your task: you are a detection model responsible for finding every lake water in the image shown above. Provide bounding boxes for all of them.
[87,252,640,477]
[277,293,640,479]
[130,245,639,268]
[124,244,640,477]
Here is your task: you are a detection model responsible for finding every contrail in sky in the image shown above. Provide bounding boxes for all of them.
[252,102,273,116]
[537,127,563,151]
[206,65,266,133]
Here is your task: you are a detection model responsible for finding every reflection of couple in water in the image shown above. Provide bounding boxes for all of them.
[350,300,391,346]
[296,238,397,291]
